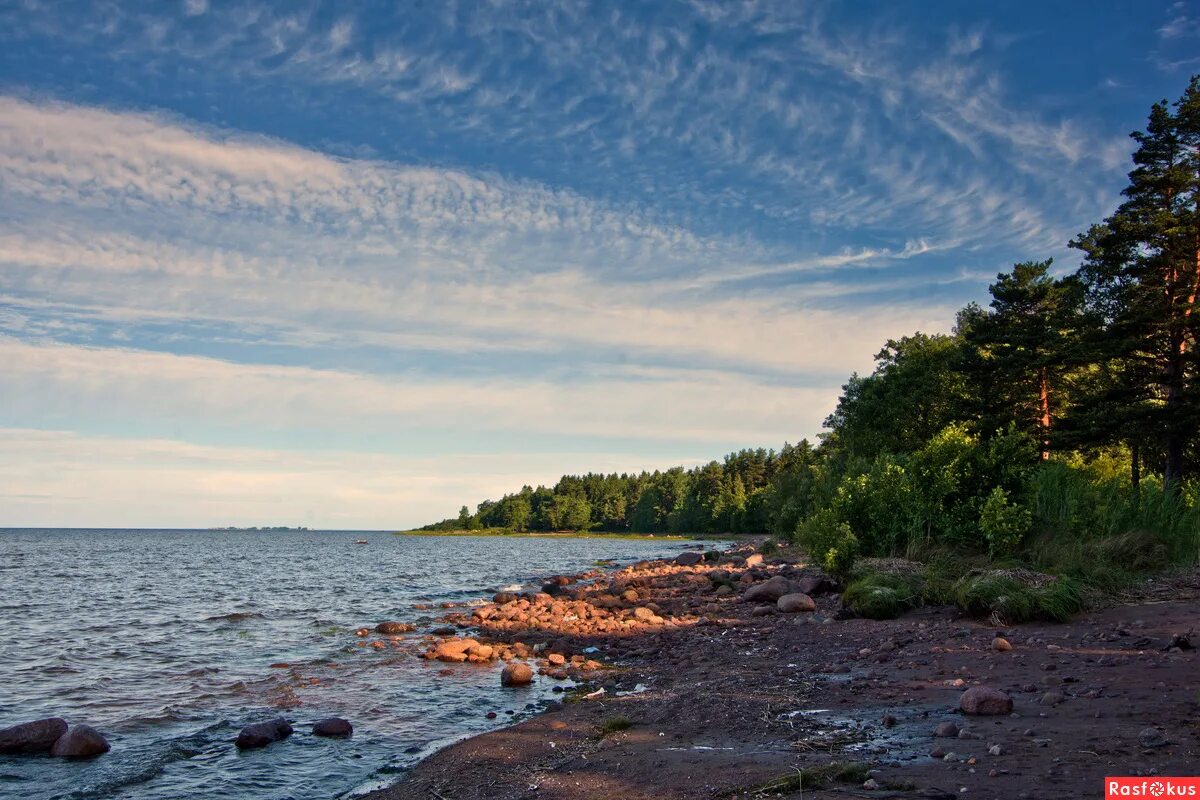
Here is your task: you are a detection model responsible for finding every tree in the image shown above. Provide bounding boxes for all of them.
[1071,76,1200,489]
[962,260,1086,459]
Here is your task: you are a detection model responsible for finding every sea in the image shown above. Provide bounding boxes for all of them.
[0,528,721,799]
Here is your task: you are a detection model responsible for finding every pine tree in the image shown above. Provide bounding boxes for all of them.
[1072,75,1200,488]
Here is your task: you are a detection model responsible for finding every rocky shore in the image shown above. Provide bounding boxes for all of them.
[365,544,1199,800]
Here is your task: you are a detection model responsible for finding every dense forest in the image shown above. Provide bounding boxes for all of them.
[422,78,1200,587]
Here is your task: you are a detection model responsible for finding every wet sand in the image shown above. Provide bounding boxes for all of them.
[366,551,1200,800]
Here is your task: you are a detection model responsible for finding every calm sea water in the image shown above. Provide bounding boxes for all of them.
[0,529,719,799]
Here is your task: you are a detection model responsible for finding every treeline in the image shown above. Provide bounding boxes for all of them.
[422,77,1200,579]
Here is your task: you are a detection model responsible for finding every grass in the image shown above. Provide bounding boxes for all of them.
[841,572,926,619]
[951,571,1083,624]
[752,762,870,795]
[597,716,633,736]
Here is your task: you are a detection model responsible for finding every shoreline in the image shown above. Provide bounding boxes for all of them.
[394,529,751,540]
[364,545,1199,800]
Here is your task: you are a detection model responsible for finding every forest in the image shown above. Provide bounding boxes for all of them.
[421,77,1200,611]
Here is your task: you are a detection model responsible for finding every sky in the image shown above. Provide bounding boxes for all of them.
[1,1,1198,529]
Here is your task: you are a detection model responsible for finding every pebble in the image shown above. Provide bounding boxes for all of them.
[988,744,1002,756]
[1138,727,1167,748]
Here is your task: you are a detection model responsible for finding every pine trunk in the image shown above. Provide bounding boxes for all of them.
[1037,367,1051,461]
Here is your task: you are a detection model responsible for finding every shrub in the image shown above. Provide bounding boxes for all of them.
[760,538,778,555]
[795,509,860,576]
[979,487,1032,556]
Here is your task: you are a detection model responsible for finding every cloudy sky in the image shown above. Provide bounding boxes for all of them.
[1,1,1197,528]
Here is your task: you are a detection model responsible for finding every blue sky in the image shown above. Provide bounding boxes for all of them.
[1,1,1197,528]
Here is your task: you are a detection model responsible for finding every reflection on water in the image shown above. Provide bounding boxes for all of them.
[0,529,714,799]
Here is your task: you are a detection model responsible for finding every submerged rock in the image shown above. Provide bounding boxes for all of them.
[501,663,534,687]
[0,717,68,754]
[312,718,353,738]
[235,718,293,749]
[49,724,110,758]
[375,621,415,634]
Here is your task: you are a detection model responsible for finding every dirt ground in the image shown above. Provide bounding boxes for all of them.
[365,554,1200,800]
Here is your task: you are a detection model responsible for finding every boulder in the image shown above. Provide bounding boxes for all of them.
[777,593,816,613]
[433,638,480,663]
[501,663,534,687]
[235,718,293,749]
[744,554,764,567]
[375,621,415,634]
[49,724,110,758]
[743,575,799,603]
[796,575,838,596]
[0,717,68,754]
[312,718,353,738]
[933,721,959,738]
[493,592,519,605]
[992,637,1013,652]
[959,687,1013,716]
[675,551,703,566]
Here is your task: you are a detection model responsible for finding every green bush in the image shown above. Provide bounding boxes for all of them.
[795,509,860,576]
[979,486,1032,555]
[759,538,778,555]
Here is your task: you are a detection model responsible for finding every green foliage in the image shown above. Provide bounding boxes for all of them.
[795,509,859,576]
[759,538,778,555]
[979,487,1032,556]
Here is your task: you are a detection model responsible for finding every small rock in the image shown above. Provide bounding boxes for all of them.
[862,778,880,790]
[547,653,566,666]
[988,744,1003,756]
[1039,691,1064,707]
[235,718,293,749]
[0,718,68,755]
[957,729,980,740]
[960,686,1013,716]
[1138,727,1167,749]
[777,593,816,613]
[501,663,534,687]
[930,746,946,759]
[486,711,497,719]
[675,551,703,566]
[375,621,415,634]
[311,718,352,738]
[934,721,960,738]
[49,724,110,759]
[992,637,1013,652]
[744,554,764,567]
[621,589,639,603]
[881,714,897,728]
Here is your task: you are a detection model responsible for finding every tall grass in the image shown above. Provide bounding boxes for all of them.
[1029,463,1200,572]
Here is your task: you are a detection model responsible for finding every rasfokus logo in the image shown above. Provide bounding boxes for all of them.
[1107,778,1200,798]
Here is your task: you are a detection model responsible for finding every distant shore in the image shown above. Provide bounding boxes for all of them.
[394,529,749,541]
